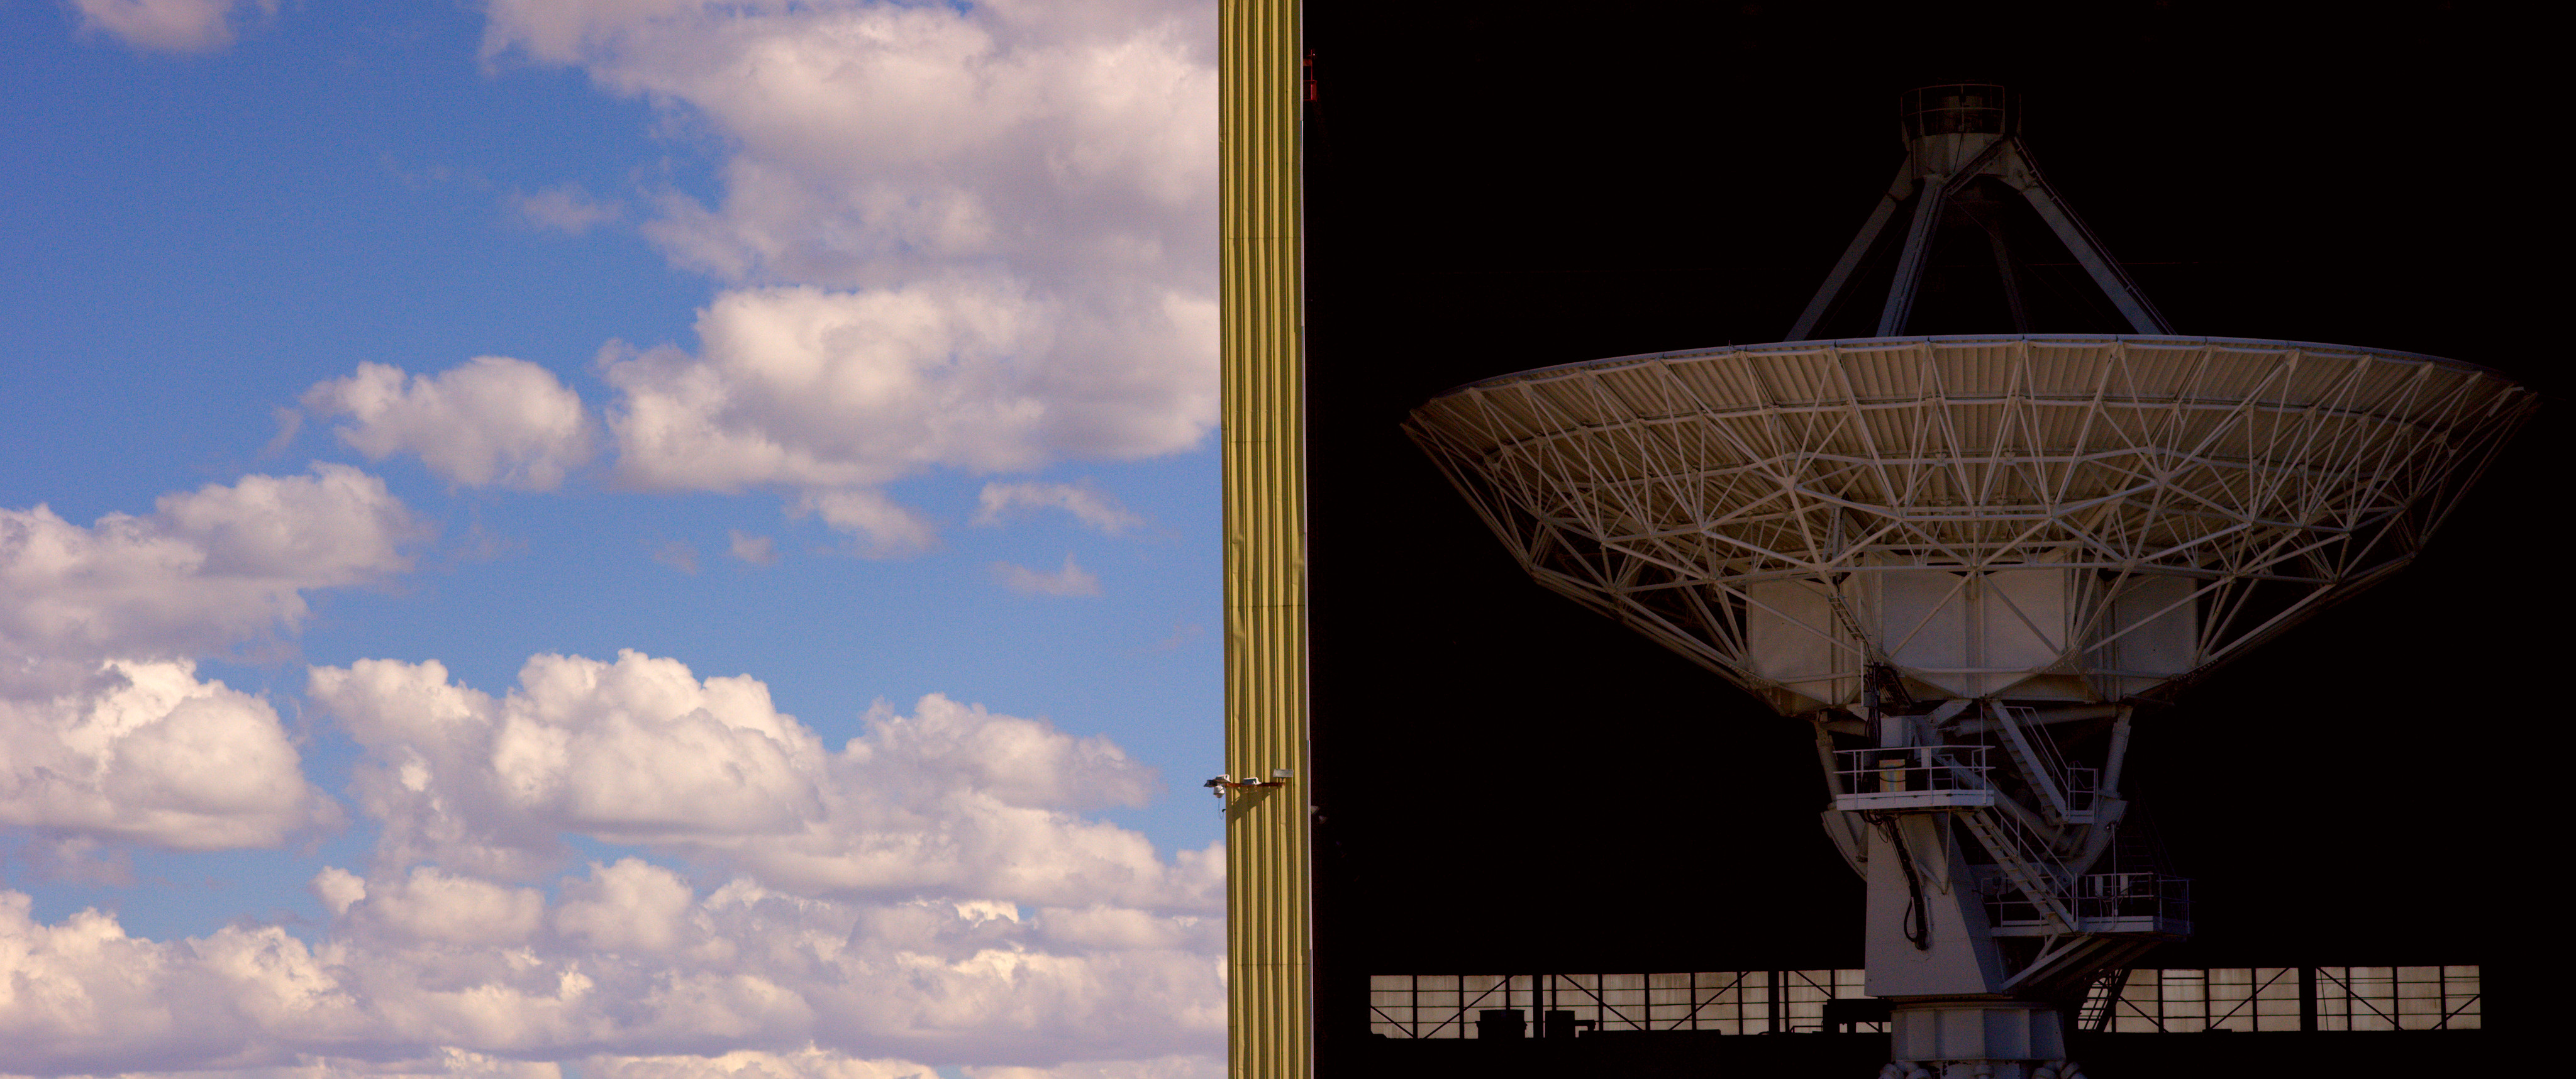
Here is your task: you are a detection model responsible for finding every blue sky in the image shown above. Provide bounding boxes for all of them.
[1,3,1223,1076]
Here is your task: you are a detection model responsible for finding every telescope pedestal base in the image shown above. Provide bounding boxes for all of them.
[1880,1000,2079,1079]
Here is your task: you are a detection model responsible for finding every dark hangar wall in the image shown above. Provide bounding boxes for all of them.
[1299,2,2553,1073]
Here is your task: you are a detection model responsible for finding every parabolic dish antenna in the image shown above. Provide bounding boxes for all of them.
[1409,335,2528,715]
[1406,86,2536,1079]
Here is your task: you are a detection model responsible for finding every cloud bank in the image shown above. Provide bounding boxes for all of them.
[307,651,1201,905]
[0,660,337,861]
[484,0,1218,542]
[0,465,420,696]
[0,870,1223,1075]
[8,3,1228,1075]
[0,652,1221,1076]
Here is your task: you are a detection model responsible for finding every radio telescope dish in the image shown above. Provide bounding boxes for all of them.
[1404,86,2536,1079]
[1407,335,2529,716]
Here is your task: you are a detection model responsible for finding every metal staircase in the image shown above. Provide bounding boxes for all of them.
[1959,800,2076,932]
[1829,701,2189,1001]
[1990,706,2079,825]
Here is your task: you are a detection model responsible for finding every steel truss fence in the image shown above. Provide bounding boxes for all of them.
[1367,966,2480,1038]
[1368,971,1868,1039]
[2106,965,2481,1033]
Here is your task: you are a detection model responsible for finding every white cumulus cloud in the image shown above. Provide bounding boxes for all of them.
[0,646,1221,1072]
[552,856,697,954]
[304,358,594,490]
[973,482,1143,534]
[0,465,420,696]
[967,1058,1223,1079]
[481,0,1218,532]
[70,0,264,53]
[792,488,940,560]
[0,660,338,855]
[349,865,548,947]
[584,1048,945,1079]
[0,874,1222,1075]
[305,651,1208,910]
[0,892,358,1076]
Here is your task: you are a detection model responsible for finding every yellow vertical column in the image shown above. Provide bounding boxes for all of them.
[1219,1,1307,1078]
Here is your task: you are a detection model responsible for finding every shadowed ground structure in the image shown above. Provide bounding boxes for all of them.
[1296,3,2551,1076]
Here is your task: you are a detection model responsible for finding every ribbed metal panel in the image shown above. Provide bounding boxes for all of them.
[1219,2,1308,1077]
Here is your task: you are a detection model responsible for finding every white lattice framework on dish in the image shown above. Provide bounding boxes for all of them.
[1407,334,2533,717]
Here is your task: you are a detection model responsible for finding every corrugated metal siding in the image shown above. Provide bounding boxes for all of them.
[1219,3,1309,1078]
